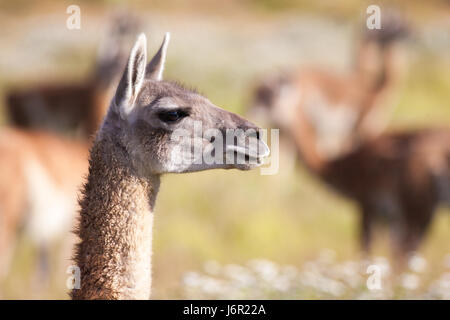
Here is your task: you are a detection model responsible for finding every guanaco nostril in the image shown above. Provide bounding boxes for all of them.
[244,128,260,139]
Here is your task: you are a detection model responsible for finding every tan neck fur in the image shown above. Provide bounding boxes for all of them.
[71,135,160,299]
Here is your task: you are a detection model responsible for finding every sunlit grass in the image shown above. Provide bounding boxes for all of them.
[392,55,450,128]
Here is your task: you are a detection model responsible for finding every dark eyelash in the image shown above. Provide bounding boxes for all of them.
[157,109,189,123]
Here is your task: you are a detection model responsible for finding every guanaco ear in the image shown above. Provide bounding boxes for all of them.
[114,33,147,119]
[145,32,170,81]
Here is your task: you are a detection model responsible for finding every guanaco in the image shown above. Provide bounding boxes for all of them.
[71,33,269,299]
[0,14,137,290]
[5,13,138,139]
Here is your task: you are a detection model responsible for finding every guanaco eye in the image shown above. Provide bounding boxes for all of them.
[158,110,187,123]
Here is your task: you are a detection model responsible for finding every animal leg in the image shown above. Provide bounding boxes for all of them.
[360,205,374,254]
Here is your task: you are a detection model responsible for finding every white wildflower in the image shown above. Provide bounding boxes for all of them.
[408,254,427,273]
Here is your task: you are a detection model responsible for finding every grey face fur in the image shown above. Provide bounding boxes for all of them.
[103,33,269,175]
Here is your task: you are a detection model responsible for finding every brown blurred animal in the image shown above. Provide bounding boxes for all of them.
[0,14,137,290]
[289,126,450,260]
[251,16,409,161]
[5,13,138,139]
[0,129,89,281]
[247,18,450,261]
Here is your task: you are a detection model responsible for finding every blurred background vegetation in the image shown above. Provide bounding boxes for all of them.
[0,0,449,299]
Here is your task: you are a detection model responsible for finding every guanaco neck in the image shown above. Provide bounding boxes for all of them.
[353,41,403,131]
[288,108,328,175]
[71,132,160,300]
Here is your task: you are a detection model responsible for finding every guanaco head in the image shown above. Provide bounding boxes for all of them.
[248,73,299,131]
[102,33,269,175]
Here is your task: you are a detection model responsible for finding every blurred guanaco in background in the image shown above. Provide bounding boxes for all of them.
[0,13,138,291]
[251,14,409,160]
[248,14,448,263]
[6,13,139,139]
